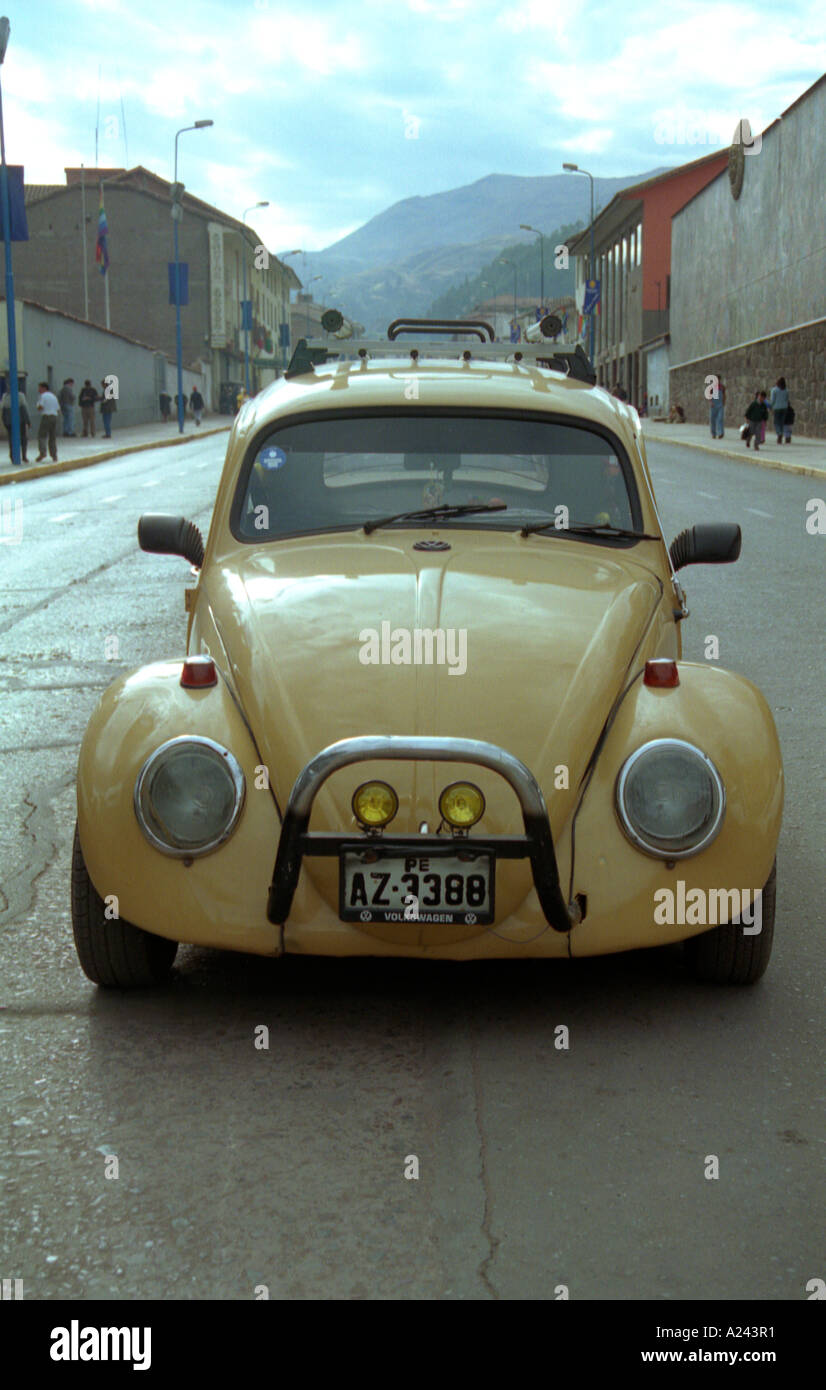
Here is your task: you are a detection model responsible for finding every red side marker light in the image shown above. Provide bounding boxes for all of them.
[644,658,679,688]
[181,655,218,688]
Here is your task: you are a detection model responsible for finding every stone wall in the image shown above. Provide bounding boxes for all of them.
[669,318,826,437]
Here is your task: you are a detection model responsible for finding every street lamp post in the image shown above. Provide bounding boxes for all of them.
[499,259,517,331]
[305,275,321,338]
[563,162,595,363]
[520,224,545,311]
[242,200,269,395]
[281,249,302,370]
[173,119,213,434]
[0,17,21,466]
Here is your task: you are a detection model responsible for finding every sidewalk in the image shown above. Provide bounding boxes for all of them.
[0,419,231,487]
[641,418,826,479]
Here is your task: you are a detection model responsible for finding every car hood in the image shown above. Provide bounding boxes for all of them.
[200,531,663,838]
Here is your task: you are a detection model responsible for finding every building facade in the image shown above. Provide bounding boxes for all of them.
[668,76,826,435]
[568,152,729,409]
[13,167,300,405]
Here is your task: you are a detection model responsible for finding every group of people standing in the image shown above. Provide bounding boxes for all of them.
[708,376,794,451]
[159,389,205,425]
[1,378,117,464]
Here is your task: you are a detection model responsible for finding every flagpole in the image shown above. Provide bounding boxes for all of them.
[80,163,89,320]
[98,178,110,329]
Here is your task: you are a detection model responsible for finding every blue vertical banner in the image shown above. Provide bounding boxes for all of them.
[95,190,109,273]
[168,262,189,305]
[241,300,253,330]
[0,166,28,241]
[278,322,290,347]
[583,278,601,315]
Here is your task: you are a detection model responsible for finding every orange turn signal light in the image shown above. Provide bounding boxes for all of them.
[181,655,218,688]
[644,658,679,688]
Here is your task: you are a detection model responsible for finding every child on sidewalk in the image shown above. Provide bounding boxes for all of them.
[744,392,768,451]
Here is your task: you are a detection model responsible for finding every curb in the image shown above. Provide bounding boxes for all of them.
[642,431,826,479]
[0,424,231,487]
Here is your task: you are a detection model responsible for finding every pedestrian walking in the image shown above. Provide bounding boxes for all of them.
[159,390,172,423]
[190,387,204,426]
[782,399,795,443]
[58,378,76,436]
[1,381,31,463]
[709,377,726,437]
[757,391,768,443]
[34,382,60,461]
[99,381,117,439]
[769,377,790,442]
[743,391,768,451]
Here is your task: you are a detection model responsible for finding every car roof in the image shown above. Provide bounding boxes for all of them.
[235,357,638,444]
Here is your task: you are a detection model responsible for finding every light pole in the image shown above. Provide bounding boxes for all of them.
[172,119,213,434]
[305,275,321,338]
[520,223,544,310]
[0,17,21,466]
[563,162,595,362]
[499,259,517,333]
[242,200,268,394]
[281,249,302,369]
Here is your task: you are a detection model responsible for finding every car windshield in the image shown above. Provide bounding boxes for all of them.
[233,412,640,541]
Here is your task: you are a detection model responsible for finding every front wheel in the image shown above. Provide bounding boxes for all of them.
[71,824,178,988]
[682,861,776,985]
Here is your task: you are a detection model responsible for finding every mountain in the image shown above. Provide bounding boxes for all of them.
[284,169,668,334]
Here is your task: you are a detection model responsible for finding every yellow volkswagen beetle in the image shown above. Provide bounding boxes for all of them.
[72,317,782,988]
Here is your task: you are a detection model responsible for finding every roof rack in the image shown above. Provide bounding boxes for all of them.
[285,328,597,384]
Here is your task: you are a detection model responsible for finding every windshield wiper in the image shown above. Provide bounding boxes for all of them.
[519,520,659,540]
[364,502,507,535]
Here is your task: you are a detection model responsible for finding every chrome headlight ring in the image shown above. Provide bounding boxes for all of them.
[134,735,246,858]
[615,737,726,860]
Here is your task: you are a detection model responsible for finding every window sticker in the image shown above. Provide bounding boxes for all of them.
[258,445,287,470]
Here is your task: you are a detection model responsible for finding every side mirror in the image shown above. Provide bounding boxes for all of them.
[138,514,204,569]
[669,522,741,572]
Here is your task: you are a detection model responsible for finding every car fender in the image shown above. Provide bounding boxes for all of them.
[566,662,783,955]
[77,660,282,955]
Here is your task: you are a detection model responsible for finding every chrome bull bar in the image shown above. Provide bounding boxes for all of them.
[267,736,581,933]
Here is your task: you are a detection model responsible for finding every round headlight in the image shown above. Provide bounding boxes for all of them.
[135,736,245,856]
[352,781,398,828]
[616,739,725,858]
[439,782,485,829]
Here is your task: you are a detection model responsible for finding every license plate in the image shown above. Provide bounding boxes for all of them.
[339,847,494,925]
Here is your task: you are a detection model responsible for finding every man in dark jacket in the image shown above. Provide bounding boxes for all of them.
[58,379,76,435]
[189,388,204,426]
[100,381,117,439]
[79,380,98,437]
[744,392,768,451]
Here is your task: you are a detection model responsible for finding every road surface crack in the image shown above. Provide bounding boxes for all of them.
[471,1022,500,1299]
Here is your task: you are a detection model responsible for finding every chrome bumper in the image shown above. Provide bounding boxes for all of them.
[267,736,581,934]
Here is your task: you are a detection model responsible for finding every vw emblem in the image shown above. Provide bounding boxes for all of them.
[360,910,373,922]
[413,539,451,551]
[464,913,477,925]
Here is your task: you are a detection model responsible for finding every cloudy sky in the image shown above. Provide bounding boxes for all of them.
[8,0,826,253]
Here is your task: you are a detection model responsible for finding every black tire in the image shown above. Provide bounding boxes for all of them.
[71,823,178,988]
[683,861,776,985]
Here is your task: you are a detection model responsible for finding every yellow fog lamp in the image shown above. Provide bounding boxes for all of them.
[439,782,485,830]
[352,781,399,829]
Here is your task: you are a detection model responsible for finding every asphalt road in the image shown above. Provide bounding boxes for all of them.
[0,435,823,1301]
